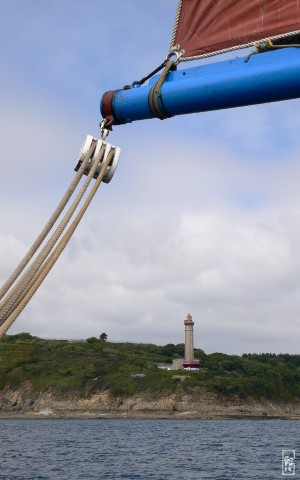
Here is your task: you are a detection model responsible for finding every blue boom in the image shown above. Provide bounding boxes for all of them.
[100,48,300,125]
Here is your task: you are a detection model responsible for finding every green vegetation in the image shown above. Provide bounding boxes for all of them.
[0,333,299,401]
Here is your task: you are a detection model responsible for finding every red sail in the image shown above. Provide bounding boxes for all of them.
[171,0,300,60]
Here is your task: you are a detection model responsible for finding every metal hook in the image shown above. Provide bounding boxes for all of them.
[100,119,110,141]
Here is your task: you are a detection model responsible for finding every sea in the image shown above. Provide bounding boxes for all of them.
[0,419,299,479]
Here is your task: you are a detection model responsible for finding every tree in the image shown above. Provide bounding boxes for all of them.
[99,333,107,342]
[87,337,98,344]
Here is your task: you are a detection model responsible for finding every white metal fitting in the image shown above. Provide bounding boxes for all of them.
[166,44,185,64]
[74,134,121,184]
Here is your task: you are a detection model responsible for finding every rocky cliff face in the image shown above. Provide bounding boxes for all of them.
[0,383,299,419]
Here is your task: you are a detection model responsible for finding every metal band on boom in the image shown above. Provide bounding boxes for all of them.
[100,90,121,129]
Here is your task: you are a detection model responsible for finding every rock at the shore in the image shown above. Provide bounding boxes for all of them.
[0,384,299,419]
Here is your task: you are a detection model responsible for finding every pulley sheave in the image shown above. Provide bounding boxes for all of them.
[75,135,120,183]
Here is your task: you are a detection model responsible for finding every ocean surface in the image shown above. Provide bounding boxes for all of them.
[0,419,299,479]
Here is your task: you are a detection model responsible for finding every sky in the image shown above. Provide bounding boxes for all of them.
[0,0,300,354]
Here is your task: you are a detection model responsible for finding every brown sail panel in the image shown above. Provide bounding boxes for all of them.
[171,0,300,60]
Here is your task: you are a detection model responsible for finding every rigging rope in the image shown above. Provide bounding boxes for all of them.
[0,148,115,340]
[170,0,182,51]
[0,142,96,301]
[0,144,106,327]
[125,60,167,89]
[148,59,175,120]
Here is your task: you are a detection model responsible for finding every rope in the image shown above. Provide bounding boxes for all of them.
[0,142,96,301]
[126,60,167,89]
[172,29,300,62]
[148,60,174,120]
[170,0,182,51]
[0,148,115,340]
[0,144,105,325]
[0,144,106,326]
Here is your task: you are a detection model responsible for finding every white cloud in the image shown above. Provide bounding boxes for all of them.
[2,205,299,355]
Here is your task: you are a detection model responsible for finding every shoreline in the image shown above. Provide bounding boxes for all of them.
[0,411,299,420]
[1,386,299,421]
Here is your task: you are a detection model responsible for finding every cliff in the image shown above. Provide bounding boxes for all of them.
[0,383,299,419]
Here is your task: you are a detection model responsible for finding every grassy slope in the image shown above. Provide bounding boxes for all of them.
[0,333,299,401]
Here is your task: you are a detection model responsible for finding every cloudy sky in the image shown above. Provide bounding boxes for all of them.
[1,0,300,354]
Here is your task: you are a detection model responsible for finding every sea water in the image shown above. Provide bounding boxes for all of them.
[0,419,299,479]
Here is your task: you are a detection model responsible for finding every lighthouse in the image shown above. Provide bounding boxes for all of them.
[171,313,201,371]
[184,313,194,362]
[182,313,201,370]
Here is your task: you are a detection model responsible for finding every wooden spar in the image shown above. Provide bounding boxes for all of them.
[100,48,300,125]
